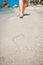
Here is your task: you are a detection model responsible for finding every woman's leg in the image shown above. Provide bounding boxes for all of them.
[19,0,23,18]
[23,0,27,14]
[19,0,26,18]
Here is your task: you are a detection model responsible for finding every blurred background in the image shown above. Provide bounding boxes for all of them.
[0,0,43,8]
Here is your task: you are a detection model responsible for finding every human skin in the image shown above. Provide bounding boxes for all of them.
[19,0,27,18]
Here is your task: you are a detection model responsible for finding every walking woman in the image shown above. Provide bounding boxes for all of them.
[19,0,27,18]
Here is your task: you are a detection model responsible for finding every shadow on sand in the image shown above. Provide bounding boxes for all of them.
[24,14,30,16]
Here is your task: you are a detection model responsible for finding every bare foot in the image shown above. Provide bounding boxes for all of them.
[19,15,23,18]
[19,13,23,18]
[19,14,23,18]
